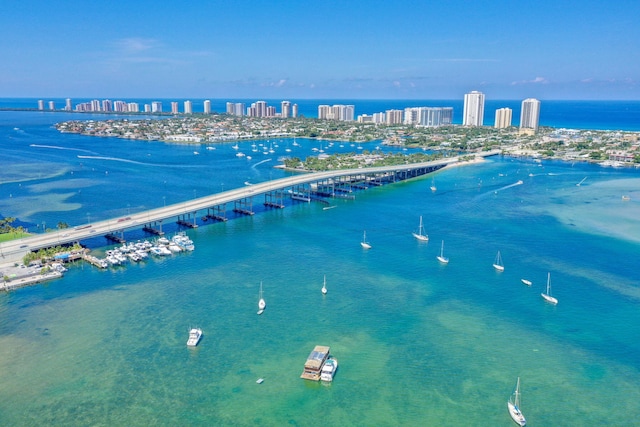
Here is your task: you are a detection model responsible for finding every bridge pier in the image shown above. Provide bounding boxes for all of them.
[234,197,254,215]
[264,190,285,209]
[177,212,198,228]
[143,220,165,236]
[290,184,311,202]
[206,205,228,222]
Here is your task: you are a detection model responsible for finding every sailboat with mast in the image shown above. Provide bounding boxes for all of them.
[360,230,372,249]
[436,240,449,264]
[257,281,266,315]
[493,250,505,272]
[541,272,558,304]
[507,377,526,426]
[412,216,429,241]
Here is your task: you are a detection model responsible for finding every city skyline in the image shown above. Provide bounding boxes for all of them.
[1,1,639,100]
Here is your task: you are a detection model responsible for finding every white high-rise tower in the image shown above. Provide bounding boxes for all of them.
[520,98,541,132]
[463,91,485,126]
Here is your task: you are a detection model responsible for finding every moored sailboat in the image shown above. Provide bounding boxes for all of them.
[493,250,505,272]
[507,377,526,426]
[412,216,429,241]
[257,281,266,314]
[436,240,449,264]
[360,231,372,249]
[541,272,558,304]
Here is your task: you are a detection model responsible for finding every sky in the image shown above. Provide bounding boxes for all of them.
[1,0,639,100]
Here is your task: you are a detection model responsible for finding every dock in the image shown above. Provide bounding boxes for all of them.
[300,345,330,381]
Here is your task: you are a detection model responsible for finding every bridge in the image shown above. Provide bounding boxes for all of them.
[0,152,498,265]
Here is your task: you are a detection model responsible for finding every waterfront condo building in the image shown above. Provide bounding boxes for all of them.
[203,100,211,114]
[151,101,162,113]
[292,103,298,118]
[520,98,541,133]
[184,100,193,114]
[318,104,355,121]
[65,98,72,111]
[385,109,404,125]
[37,99,44,110]
[494,108,512,129]
[281,101,291,118]
[403,107,453,127]
[171,102,179,114]
[48,101,55,111]
[463,91,485,126]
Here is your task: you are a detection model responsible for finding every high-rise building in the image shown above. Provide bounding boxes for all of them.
[184,100,193,114]
[91,99,101,111]
[463,91,485,126]
[144,104,151,113]
[494,108,512,129]
[292,103,298,118]
[318,104,354,121]
[171,102,179,114]
[37,100,44,110]
[402,107,452,127]
[48,101,55,111]
[385,110,404,125]
[128,102,139,112]
[203,100,211,114]
[281,101,291,118]
[520,98,541,132]
[102,99,112,112]
[151,101,162,113]
[65,98,72,111]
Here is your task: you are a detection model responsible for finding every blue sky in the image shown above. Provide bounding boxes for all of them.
[1,0,639,100]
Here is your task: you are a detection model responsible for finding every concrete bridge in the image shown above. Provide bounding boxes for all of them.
[0,152,498,265]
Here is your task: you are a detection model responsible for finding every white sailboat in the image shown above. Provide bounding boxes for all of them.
[507,377,526,426]
[412,216,429,241]
[360,231,372,249]
[257,281,266,314]
[541,272,558,304]
[436,240,449,264]
[521,278,532,286]
[321,275,327,295]
[430,178,437,192]
[493,250,505,272]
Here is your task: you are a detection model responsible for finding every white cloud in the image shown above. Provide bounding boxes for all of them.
[511,76,549,85]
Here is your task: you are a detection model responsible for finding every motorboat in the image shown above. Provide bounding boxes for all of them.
[187,328,202,347]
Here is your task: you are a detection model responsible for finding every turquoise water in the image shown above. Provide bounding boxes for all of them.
[1,112,640,425]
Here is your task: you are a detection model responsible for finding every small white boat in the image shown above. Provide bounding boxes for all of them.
[437,240,449,264]
[541,272,558,304]
[256,378,264,384]
[232,143,239,150]
[360,231,372,249]
[187,328,202,347]
[320,357,338,382]
[521,279,532,286]
[321,275,327,295]
[412,215,429,241]
[622,195,630,201]
[193,151,199,155]
[430,178,437,192]
[257,281,266,315]
[493,250,505,272]
[507,377,526,426]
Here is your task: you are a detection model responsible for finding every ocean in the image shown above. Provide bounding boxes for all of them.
[2,98,640,131]
[0,102,639,425]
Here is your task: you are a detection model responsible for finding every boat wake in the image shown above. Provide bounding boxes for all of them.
[31,144,97,154]
[77,155,204,168]
[252,158,272,169]
[493,180,524,194]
